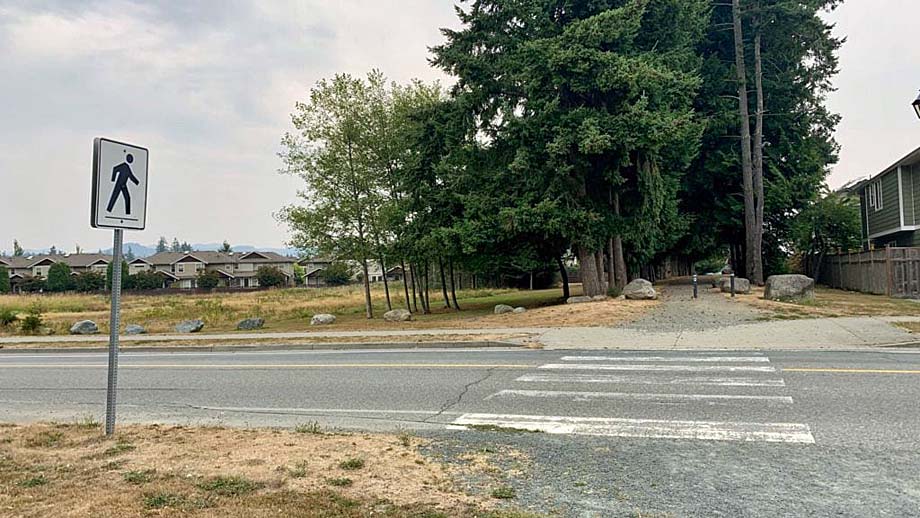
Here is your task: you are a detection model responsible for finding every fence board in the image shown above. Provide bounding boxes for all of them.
[821,247,920,298]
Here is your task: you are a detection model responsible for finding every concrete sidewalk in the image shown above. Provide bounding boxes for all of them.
[0,316,916,350]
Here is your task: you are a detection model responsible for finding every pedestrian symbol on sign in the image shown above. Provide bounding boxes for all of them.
[106,152,140,214]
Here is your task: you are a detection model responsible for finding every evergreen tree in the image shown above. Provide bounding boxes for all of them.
[170,238,181,253]
[46,262,73,292]
[156,236,169,253]
[219,240,232,253]
[13,240,23,257]
[0,266,10,293]
[125,247,136,262]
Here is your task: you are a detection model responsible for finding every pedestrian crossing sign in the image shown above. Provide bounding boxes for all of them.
[91,137,149,230]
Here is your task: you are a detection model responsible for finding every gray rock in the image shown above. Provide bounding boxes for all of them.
[494,304,515,315]
[237,318,264,330]
[512,306,527,314]
[175,319,204,333]
[311,313,336,325]
[69,320,98,335]
[720,277,752,294]
[383,309,413,322]
[124,324,146,335]
[591,295,608,302]
[566,296,594,304]
[623,278,658,300]
[764,274,815,301]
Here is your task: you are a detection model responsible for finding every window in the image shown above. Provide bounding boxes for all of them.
[868,181,884,212]
[178,264,185,273]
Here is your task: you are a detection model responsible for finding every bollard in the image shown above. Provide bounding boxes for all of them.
[692,273,698,299]
[730,273,736,297]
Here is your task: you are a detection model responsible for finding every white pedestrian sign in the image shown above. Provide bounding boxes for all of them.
[91,137,148,230]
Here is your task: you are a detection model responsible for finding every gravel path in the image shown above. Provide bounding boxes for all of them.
[622,278,768,333]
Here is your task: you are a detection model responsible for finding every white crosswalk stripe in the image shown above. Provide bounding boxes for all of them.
[485,389,794,405]
[539,363,776,372]
[451,353,815,444]
[453,413,815,444]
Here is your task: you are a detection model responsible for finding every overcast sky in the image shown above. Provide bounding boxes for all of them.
[1,1,918,253]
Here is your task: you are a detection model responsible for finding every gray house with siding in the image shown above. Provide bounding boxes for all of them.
[852,145,920,248]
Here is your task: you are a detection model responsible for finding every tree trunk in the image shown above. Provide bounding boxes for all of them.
[448,257,460,311]
[557,255,571,299]
[612,192,628,290]
[409,262,419,313]
[361,258,373,319]
[752,14,766,285]
[400,259,411,310]
[422,262,431,313]
[595,250,607,294]
[732,0,758,287]
[438,257,450,308]
[577,245,603,297]
[379,255,392,311]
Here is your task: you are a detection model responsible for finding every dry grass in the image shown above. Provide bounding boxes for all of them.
[0,284,656,337]
[0,422,543,518]
[737,286,920,320]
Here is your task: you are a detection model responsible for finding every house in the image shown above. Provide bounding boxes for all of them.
[0,253,111,292]
[294,256,404,286]
[851,145,920,249]
[297,256,333,287]
[135,251,297,289]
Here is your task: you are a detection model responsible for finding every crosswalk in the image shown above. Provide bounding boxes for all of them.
[452,352,815,444]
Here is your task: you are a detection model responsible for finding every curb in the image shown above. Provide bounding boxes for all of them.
[0,341,526,355]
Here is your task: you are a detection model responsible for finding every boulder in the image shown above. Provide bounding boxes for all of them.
[69,320,98,335]
[720,277,752,294]
[512,307,527,314]
[764,274,815,301]
[124,324,146,335]
[383,309,413,322]
[311,313,336,326]
[591,295,608,302]
[623,279,657,300]
[175,319,204,333]
[237,318,264,331]
[494,304,514,315]
[566,296,594,304]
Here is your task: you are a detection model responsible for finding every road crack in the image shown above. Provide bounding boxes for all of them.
[424,366,497,423]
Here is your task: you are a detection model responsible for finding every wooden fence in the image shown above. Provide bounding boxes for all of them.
[820,247,920,298]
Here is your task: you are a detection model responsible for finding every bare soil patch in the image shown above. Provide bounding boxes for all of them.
[0,422,541,517]
[737,287,920,320]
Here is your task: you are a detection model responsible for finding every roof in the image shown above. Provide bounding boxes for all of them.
[297,256,335,265]
[144,251,295,266]
[0,253,112,269]
[849,144,920,192]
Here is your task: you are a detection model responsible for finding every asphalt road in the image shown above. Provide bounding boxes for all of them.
[2,347,920,516]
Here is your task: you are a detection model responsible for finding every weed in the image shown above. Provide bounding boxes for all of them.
[338,457,365,471]
[19,304,43,334]
[0,308,17,327]
[103,441,135,456]
[294,421,323,434]
[19,475,48,488]
[143,491,186,509]
[326,477,353,487]
[197,475,263,496]
[287,461,308,478]
[491,485,517,499]
[24,430,63,448]
[73,414,99,429]
[397,429,413,447]
[123,469,155,484]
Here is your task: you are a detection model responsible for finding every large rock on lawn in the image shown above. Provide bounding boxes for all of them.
[512,307,527,314]
[720,277,752,294]
[124,324,146,335]
[764,275,815,301]
[69,320,98,335]
[494,304,514,315]
[566,296,594,304]
[311,313,336,326]
[383,309,413,322]
[175,319,205,333]
[237,318,264,330]
[623,279,657,300]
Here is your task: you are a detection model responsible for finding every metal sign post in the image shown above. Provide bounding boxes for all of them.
[92,138,148,437]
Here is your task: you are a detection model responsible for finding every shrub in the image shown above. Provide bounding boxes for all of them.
[321,262,353,286]
[106,261,130,290]
[74,271,106,292]
[45,262,73,292]
[196,270,220,290]
[0,265,10,293]
[19,305,43,334]
[18,276,45,293]
[338,457,365,471]
[0,308,17,327]
[129,271,163,290]
[257,266,287,288]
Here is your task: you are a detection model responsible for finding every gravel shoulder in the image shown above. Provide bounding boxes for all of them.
[622,282,768,333]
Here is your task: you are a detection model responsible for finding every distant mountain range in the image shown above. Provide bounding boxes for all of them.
[20,243,300,258]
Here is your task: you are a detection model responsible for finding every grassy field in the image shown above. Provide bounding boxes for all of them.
[738,286,920,320]
[0,422,541,517]
[0,283,657,337]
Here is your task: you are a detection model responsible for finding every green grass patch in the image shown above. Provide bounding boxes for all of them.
[338,457,365,471]
[490,485,517,499]
[24,430,63,448]
[102,441,135,456]
[123,469,155,484]
[19,475,48,488]
[287,461,308,478]
[326,477,353,487]
[143,491,187,509]
[197,475,263,496]
[294,421,323,434]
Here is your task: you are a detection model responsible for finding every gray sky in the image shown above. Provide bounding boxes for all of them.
[0,1,916,253]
